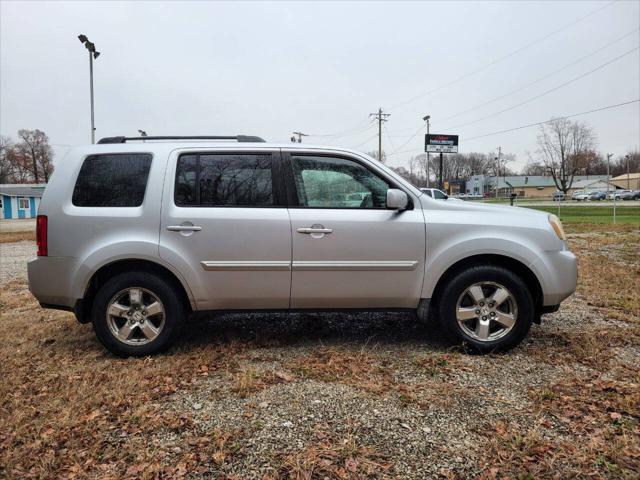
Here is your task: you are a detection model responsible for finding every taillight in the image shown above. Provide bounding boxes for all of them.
[36,215,48,256]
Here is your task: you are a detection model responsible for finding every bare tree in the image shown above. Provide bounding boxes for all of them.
[611,150,639,177]
[0,136,13,183]
[15,129,54,183]
[366,150,387,164]
[537,118,596,193]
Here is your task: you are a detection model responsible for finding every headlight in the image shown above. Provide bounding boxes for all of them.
[548,214,566,241]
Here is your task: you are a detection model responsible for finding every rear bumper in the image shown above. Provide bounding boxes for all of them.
[530,248,577,306]
[28,256,77,308]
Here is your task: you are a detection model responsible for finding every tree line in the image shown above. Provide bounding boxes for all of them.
[0,130,54,184]
[390,118,639,193]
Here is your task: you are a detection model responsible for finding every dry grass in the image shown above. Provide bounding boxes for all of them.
[230,366,294,398]
[0,281,249,478]
[472,224,640,479]
[478,369,640,479]
[268,422,392,479]
[567,225,639,321]
[288,347,395,395]
[0,230,34,243]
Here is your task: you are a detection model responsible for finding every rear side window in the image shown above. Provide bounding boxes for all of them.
[72,153,152,207]
[175,153,274,207]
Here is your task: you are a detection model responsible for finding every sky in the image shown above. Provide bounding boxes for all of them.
[1,0,639,172]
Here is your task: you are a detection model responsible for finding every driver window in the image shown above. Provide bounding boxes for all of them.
[291,155,390,208]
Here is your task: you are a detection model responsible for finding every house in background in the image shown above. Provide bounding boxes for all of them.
[0,184,46,219]
[475,175,610,198]
[567,178,616,195]
[610,173,640,190]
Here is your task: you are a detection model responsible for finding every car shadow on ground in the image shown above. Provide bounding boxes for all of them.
[176,311,454,352]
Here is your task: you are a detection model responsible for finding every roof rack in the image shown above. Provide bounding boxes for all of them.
[97,135,266,144]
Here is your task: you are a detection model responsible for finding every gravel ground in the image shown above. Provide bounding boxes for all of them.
[3,239,637,478]
[145,294,635,478]
[0,240,34,284]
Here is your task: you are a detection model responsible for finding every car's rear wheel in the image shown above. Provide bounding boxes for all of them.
[437,265,534,352]
[92,272,184,357]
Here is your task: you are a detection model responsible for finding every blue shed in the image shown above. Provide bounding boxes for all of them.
[0,184,46,220]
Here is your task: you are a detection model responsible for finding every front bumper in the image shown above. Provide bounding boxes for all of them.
[530,248,577,306]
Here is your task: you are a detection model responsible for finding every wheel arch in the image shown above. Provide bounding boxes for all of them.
[75,258,195,324]
[427,254,543,319]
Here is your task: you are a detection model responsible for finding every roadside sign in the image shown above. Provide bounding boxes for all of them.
[425,134,458,153]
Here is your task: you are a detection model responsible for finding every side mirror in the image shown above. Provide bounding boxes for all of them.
[386,189,408,210]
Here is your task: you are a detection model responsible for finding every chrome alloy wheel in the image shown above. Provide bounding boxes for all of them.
[106,287,165,346]
[456,281,518,342]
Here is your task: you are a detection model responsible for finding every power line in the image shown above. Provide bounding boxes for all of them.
[382,122,397,152]
[441,45,639,131]
[386,99,639,156]
[369,108,391,162]
[387,0,618,112]
[305,119,374,138]
[439,27,639,123]
[351,132,379,150]
[389,124,426,156]
[464,99,640,141]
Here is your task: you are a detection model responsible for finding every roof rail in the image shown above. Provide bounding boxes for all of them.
[97,135,266,144]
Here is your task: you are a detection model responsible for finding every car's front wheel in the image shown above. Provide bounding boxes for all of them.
[91,272,184,357]
[437,265,534,352]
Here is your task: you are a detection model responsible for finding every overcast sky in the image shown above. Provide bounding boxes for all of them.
[1,0,639,171]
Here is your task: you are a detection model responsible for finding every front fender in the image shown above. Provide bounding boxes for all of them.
[421,233,548,300]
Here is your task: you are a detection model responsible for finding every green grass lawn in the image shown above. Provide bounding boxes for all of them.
[524,205,640,224]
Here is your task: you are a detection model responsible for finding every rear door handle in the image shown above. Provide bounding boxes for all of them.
[297,227,333,234]
[167,225,202,232]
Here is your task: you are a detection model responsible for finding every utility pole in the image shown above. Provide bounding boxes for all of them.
[370,108,390,162]
[423,115,431,187]
[494,147,502,198]
[291,132,308,143]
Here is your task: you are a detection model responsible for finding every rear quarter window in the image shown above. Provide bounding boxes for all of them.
[72,153,152,207]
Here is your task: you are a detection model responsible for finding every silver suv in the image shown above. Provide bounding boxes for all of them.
[28,136,577,357]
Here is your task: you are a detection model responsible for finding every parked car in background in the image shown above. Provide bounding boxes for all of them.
[572,191,590,201]
[588,191,606,201]
[28,136,577,356]
[606,190,630,200]
[420,188,449,199]
[552,191,565,201]
[620,189,640,200]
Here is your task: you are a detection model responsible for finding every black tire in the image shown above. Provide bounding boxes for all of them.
[437,265,534,353]
[91,271,185,357]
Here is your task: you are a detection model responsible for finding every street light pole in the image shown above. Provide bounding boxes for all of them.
[423,115,430,187]
[606,153,613,196]
[89,51,95,144]
[78,34,100,144]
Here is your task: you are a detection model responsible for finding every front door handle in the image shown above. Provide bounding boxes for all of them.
[167,225,202,232]
[297,227,333,234]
